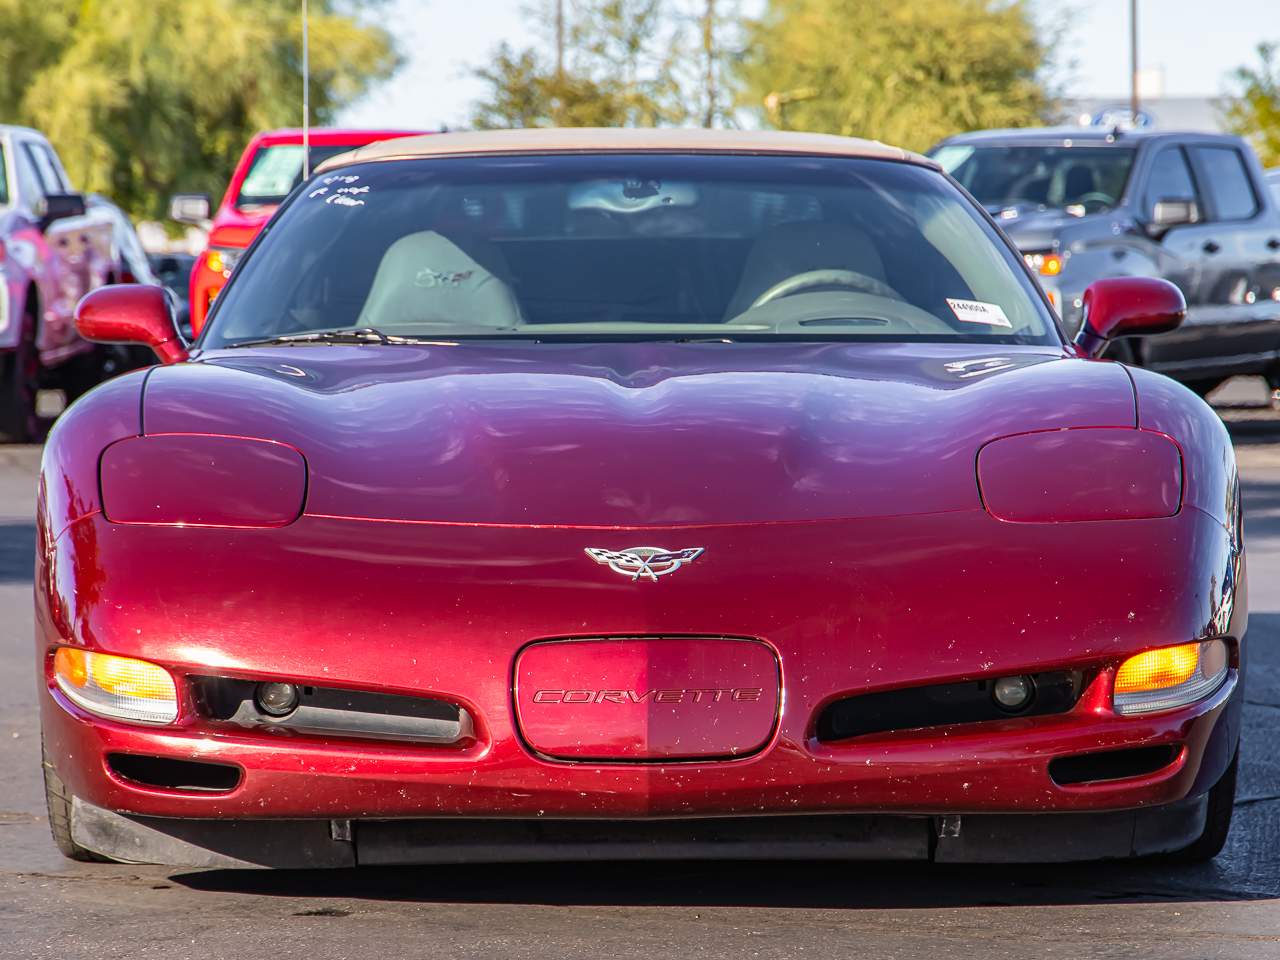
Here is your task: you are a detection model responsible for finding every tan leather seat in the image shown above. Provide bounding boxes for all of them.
[357,231,523,329]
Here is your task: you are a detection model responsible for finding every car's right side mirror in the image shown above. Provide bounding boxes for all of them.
[169,193,211,227]
[1073,277,1186,358]
[1147,197,1199,236]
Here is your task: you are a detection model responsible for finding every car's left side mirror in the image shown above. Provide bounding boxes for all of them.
[39,192,86,231]
[1073,277,1186,359]
[76,285,189,365]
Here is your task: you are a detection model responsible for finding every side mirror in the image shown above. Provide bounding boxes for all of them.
[1147,197,1199,236]
[39,192,86,230]
[169,193,211,227]
[76,285,189,364]
[1073,277,1186,358]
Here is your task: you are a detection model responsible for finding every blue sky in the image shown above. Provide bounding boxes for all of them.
[341,0,1275,129]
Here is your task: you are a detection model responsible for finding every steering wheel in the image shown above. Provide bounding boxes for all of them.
[1071,191,1114,211]
[751,269,901,309]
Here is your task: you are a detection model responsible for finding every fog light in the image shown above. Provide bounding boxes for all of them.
[255,682,300,717]
[992,675,1034,712]
[53,647,178,725]
[1114,640,1229,715]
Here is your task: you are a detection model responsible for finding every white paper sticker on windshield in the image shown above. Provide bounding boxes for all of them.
[947,298,1012,328]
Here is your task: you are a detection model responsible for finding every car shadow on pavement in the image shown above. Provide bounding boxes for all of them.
[0,522,35,584]
[171,855,1271,908]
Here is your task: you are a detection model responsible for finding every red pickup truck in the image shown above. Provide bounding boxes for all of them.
[173,128,428,334]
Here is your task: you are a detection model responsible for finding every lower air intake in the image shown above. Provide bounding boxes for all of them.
[192,677,474,745]
[107,754,241,793]
[1048,744,1181,786]
[815,670,1086,742]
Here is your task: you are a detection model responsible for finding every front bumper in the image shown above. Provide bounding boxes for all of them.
[39,506,1244,828]
[67,792,1213,867]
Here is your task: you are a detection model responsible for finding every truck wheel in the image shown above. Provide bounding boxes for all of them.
[0,304,39,443]
[41,737,109,862]
[1168,749,1238,864]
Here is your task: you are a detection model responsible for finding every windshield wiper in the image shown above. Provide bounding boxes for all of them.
[226,328,415,348]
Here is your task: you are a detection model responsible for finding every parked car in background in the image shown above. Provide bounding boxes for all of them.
[931,128,1280,396]
[85,195,172,375]
[0,125,118,441]
[172,128,429,333]
[86,194,158,287]
[1267,168,1280,208]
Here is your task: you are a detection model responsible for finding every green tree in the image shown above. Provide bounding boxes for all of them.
[3,0,400,218]
[1223,43,1280,168]
[738,0,1053,152]
[472,44,634,128]
[0,0,75,121]
[470,0,687,129]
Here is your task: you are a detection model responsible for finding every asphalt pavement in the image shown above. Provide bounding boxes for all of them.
[2,381,1280,959]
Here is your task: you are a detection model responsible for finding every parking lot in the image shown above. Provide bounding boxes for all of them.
[0,379,1275,959]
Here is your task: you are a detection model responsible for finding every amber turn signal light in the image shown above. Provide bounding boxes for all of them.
[1113,640,1228,715]
[53,647,179,725]
[1024,251,1064,277]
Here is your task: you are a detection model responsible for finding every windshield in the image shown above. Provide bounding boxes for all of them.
[932,144,1136,215]
[235,144,366,207]
[203,154,1059,347]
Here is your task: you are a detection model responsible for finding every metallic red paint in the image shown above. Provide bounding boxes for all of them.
[977,428,1182,522]
[100,434,306,527]
[75,284,188,365]
[142,343,1138,526]
[514,637,780,761]
[1074,276,1187,358]
[37,502,1241,819]
[35,335,1244,855]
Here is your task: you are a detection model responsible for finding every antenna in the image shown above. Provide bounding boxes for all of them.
[302,0,311,179]
[1129,0,1139,121]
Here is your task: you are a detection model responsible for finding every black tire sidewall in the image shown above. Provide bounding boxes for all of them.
[0,305,39,443]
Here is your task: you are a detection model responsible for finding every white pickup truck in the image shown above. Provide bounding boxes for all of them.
[0,125,118,442]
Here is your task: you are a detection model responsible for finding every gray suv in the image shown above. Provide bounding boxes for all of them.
[931,128,1280,395]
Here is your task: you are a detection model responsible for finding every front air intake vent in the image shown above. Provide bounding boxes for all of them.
[107,754,241,792]
[1048,745,1181,786]
[815,670,1086,742]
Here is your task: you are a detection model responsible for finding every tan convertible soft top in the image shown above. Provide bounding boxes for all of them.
[315,127,937,172]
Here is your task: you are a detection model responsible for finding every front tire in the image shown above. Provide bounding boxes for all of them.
[41,738,108,862]
[1169,749,1238,863]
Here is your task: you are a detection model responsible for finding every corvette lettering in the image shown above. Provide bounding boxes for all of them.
[532,687,763,704]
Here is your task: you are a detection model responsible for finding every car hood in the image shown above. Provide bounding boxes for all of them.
[145,342,1135,526]
[985,207,1097,251]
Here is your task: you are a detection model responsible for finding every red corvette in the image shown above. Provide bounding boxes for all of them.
[39,130,1244,868]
